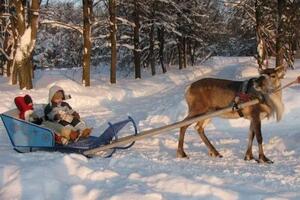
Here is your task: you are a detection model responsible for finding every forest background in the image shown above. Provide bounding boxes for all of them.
[0,0,299,89]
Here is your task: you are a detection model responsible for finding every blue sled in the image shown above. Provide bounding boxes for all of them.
[0,108,138,158]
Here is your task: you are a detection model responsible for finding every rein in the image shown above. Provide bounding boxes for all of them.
[273,76,300,93]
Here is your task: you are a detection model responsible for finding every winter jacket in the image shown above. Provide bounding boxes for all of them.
[14,95,43,125]
[15,95,34,120]
[44,85,73,121]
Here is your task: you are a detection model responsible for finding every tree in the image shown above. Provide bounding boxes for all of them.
[255,0,267,70]
[82,0,93,86]
[148,0,156,76]
[133,0,141,79]
[109,0,117,84]
[11,0,40,89]
[0,0,11,76]
[276,0,285,68]
[157,27,166,73]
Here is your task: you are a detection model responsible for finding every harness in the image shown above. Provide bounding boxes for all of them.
[232,78,264,117]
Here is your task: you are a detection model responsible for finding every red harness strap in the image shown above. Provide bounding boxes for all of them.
[235,92,253,102]
[232,93,254,117]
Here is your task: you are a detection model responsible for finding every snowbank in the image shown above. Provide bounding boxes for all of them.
[0,57,299,200]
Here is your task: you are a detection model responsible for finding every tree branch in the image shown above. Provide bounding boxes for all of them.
[0,48,11,60]
[40,19,83,34]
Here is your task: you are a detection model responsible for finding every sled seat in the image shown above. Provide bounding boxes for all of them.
[0,107,138,157]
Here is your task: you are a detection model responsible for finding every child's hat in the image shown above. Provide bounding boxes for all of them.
[48,85,71,105]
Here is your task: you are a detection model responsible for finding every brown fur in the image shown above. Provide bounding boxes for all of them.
[177,68,284,163]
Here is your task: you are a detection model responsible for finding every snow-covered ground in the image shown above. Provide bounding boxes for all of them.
[0,57,300,200]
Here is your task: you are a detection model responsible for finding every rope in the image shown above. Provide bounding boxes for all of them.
[273,76,300,93]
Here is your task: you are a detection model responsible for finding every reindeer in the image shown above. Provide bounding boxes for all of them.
[177,68,285,163]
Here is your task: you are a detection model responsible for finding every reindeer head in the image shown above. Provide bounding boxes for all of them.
[255,67,284,93]
[255,67,285,121]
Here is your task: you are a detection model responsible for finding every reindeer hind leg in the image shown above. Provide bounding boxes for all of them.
[177,124,190,158]
[196,119,222,158]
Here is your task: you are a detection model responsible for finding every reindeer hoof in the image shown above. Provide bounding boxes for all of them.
[244,154,254,161]
[257,155,274,164]
[209,151,223,158]
[177,150,189,158]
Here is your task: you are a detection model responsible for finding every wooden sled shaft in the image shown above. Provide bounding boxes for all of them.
[83,99,260,156]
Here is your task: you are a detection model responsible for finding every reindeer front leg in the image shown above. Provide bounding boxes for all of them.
[252,118,273,164]
[244,128,255,161]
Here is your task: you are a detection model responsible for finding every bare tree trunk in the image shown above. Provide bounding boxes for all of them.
[0,1,5,76]
[9,21,18,82]
[133,0,141,79]
[276,0,285,68]
[9,14,18,84]
[82,0,92,86]
[12,0,26,88]
[188,42,196,66]
[16,0,26,34]
[157,27,167,73]
[183,37,187,68]
[168,47,175,66]
[109,0,117,84]
[287,1,300,68]
[157,27,166,73]
[149,22,155,76]
[177,37,183,70]
[149,1,156,76]
[26,0,40,89]
[13,0,40,89]
[3,0,17,78]
[255,0,267,70]
[10,0,26,85]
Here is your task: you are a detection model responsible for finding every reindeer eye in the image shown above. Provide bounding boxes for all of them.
[270,74,276,78]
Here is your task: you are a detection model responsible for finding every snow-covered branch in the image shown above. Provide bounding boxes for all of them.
[91,34,110,41]
[92,19,109,28]
[41,19,83,34]
[116,17,135,27]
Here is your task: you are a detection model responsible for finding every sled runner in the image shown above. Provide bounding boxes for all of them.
[0,106,138,158]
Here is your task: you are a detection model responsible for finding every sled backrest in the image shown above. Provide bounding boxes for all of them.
[1,107,55,148]
[4,108,19,118]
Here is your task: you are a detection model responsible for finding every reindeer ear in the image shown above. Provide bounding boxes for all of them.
[258,68,264,75]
